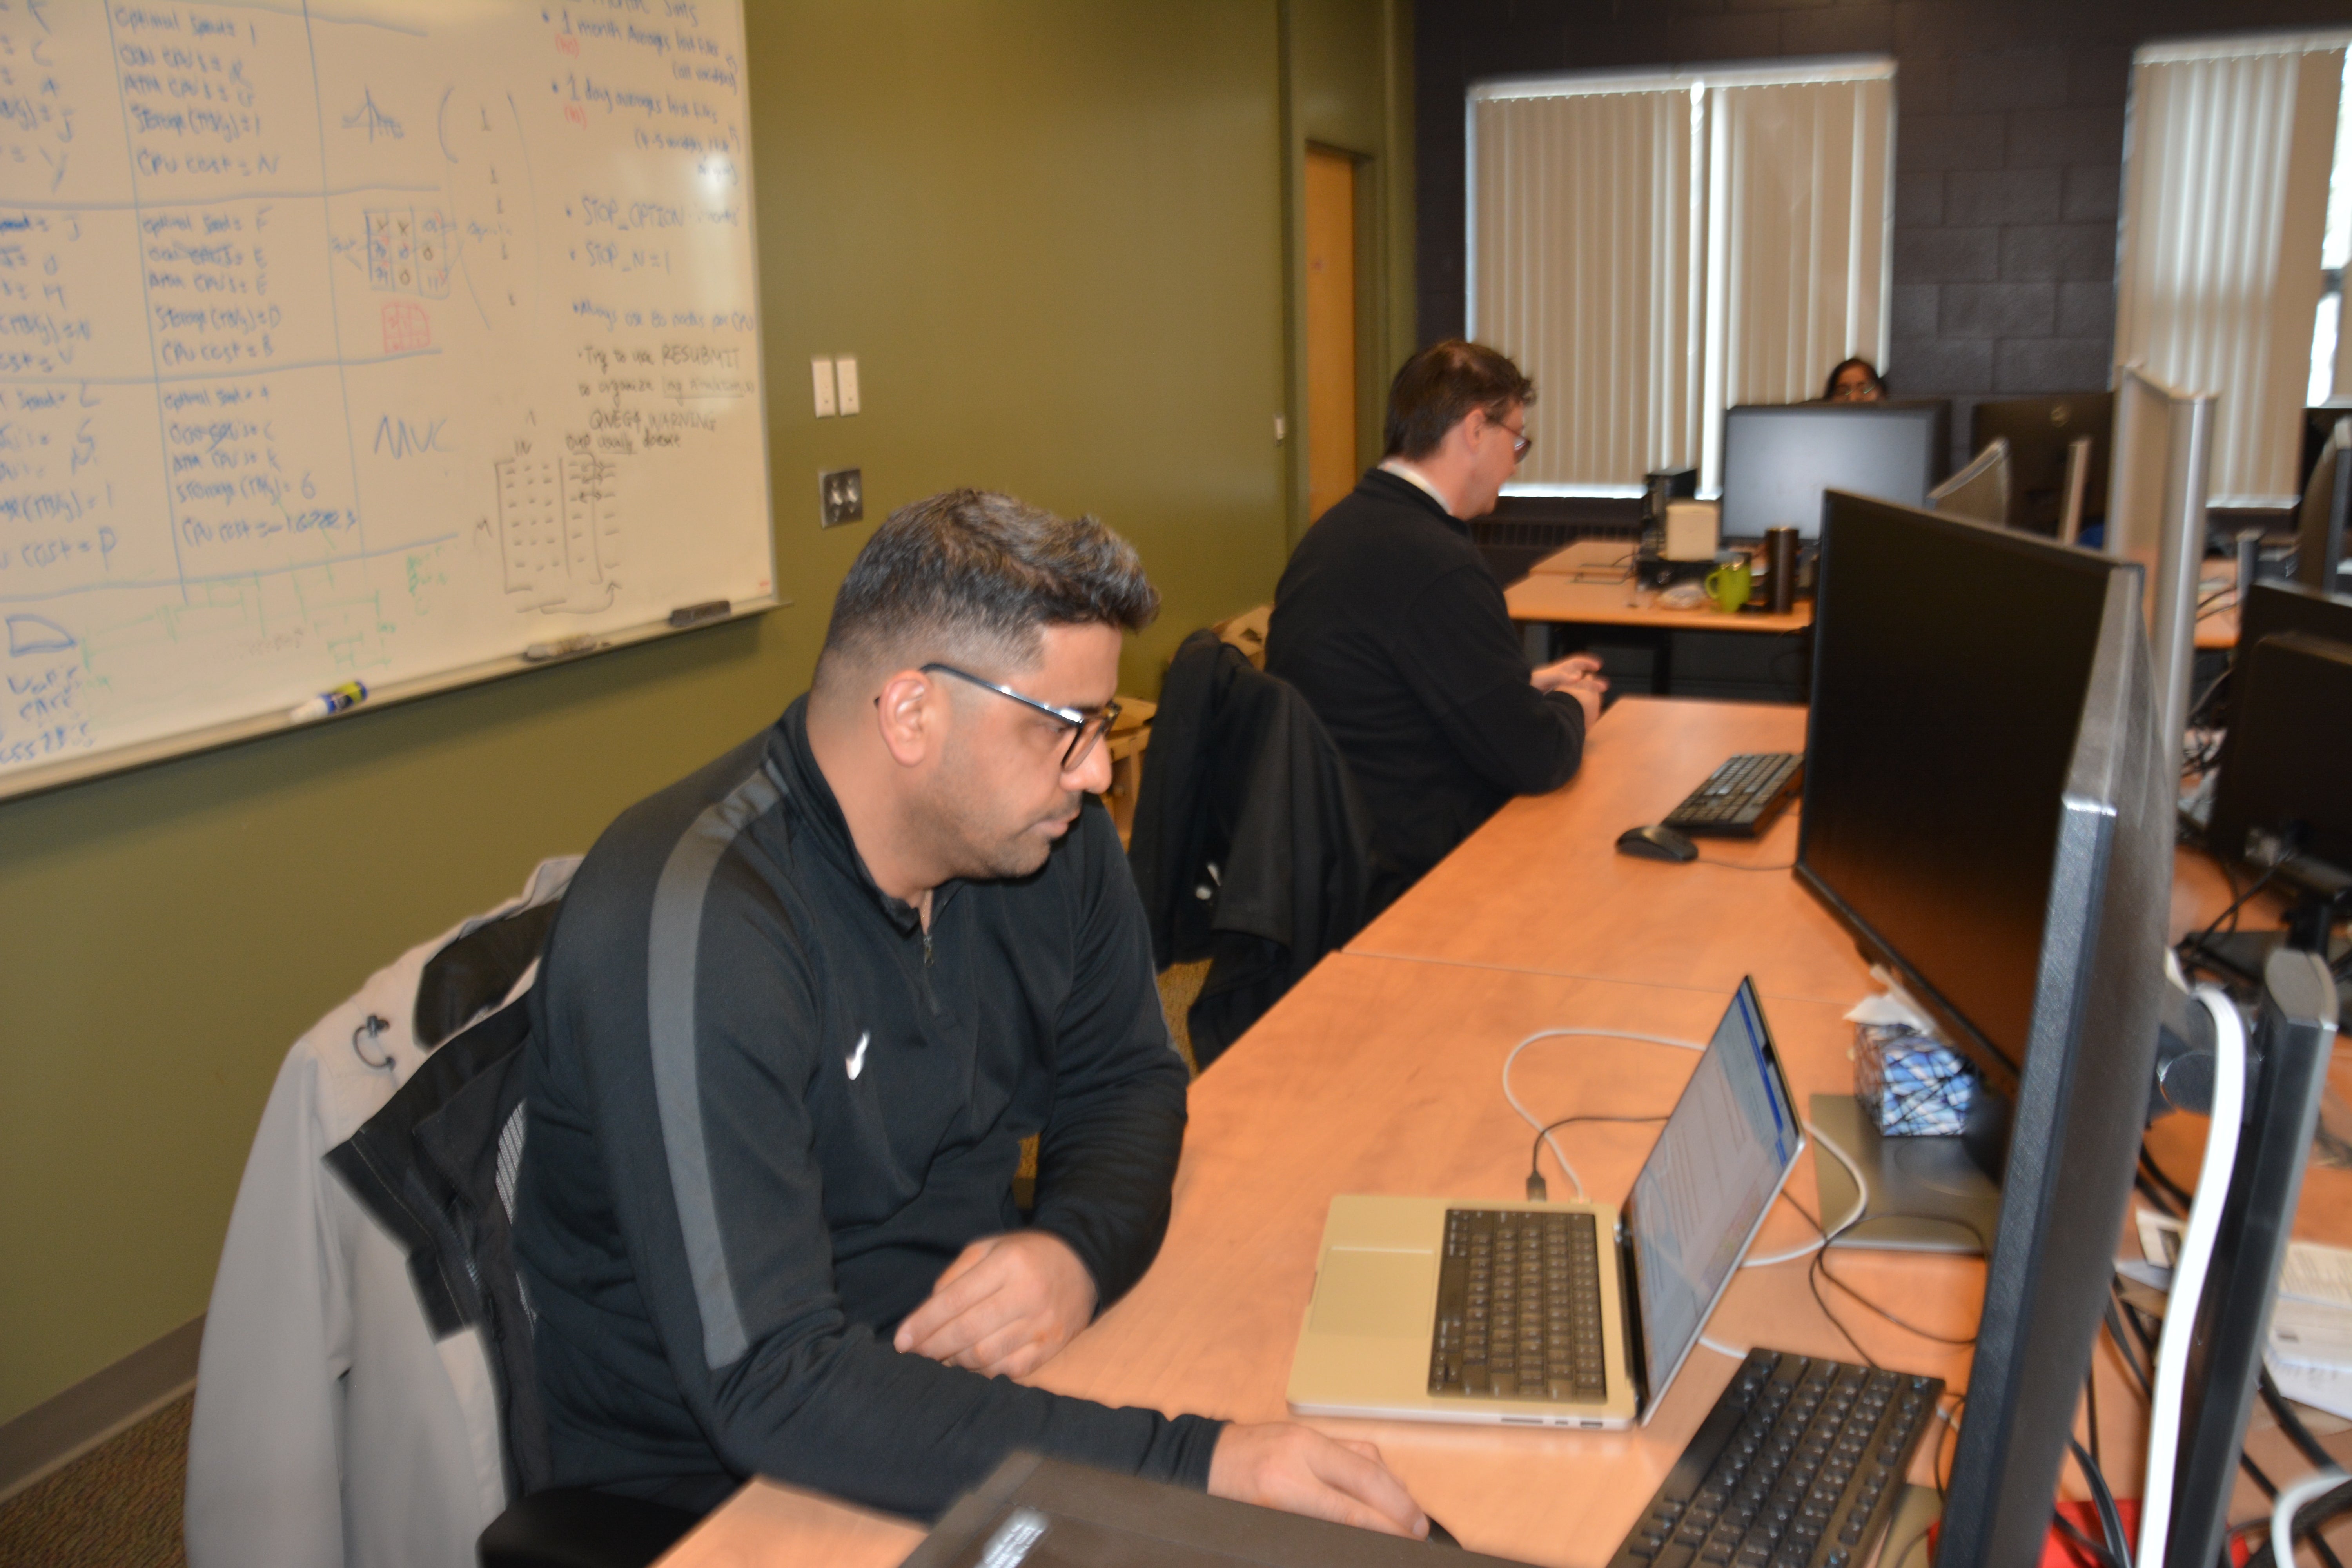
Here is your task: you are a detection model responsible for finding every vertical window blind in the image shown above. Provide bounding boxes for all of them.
[1468,60,1895,495]
[2115,33,2349,506]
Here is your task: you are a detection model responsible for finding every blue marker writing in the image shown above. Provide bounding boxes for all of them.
[288,681,368,723]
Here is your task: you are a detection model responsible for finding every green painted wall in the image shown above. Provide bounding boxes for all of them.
[0,2,1408,1426]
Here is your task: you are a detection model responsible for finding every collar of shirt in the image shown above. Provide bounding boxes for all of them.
[1377,457,1455,517]
[767,696,961,936]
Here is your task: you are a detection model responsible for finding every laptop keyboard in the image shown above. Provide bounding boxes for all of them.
[1605,1349,1943,1568]
[1427,1208,1608,1401]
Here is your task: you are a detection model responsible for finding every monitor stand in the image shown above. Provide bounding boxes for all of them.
[2189,927,2351,1012]
[1808,1094,2000,1254]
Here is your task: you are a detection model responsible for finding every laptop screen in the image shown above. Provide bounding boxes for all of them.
[1626,980,1800,1402]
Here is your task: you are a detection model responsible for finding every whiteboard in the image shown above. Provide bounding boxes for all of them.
[0,0,774,797]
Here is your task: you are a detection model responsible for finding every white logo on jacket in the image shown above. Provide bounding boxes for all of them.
[846,1031,870,1080]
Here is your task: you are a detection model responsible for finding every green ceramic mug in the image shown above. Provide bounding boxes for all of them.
[1705,553,1753,613]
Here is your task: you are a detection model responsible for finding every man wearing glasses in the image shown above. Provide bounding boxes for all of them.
[515,490,1430,1539]
[1269,339,1606,912]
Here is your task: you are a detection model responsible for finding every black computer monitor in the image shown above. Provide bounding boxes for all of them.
[1797,492,2172,1568]
[1973,392,2112,537]
[2295,416,2350,595]
[1718,401,1948,540]
[2219,579,2352,731]
[2207,631,2352,897]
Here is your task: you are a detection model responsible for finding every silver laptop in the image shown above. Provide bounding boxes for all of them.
[1287,979,1802,1430]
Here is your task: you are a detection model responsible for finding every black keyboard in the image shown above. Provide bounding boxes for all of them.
[1605,1350,1943,1568]
[1661,752,1802,837]
[1426,1208,1608,1401]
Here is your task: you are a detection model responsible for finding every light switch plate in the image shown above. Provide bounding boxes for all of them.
[820,467,864,528]
[810,356,837,418]
[835,355,860,416]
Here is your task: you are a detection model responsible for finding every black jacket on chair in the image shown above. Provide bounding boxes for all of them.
[1128,629,1374,1068]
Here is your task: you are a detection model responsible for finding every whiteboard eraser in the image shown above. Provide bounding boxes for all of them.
[1663,500,1720,561]
[811,356,837,418]
[835,355,860,416]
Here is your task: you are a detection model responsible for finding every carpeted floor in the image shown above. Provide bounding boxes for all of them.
[0,1394,189,1568]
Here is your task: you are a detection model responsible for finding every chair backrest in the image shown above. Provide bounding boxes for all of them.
[328,904,557,1497]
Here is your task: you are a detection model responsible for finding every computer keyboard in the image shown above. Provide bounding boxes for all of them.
[1426,1208,1608,1401]
[1605,1350,1942,1568]
[1661,752,1803,837]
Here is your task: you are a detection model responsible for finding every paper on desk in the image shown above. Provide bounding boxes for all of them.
[2267,1355,2352,1422]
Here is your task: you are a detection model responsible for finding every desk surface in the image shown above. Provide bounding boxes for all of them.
[1350,699,1865,1005]
[1506,574,1814,635]
[657,697,2348,1568]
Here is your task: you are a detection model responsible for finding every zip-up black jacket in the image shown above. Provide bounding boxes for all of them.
[1267,468,1587,908]
[513,696,1220,1519]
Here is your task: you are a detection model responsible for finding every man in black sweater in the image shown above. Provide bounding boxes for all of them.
[1269,341,1605,911]
[514,490,1426,1537]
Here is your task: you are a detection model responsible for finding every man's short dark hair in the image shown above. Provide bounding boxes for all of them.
[816,489,1159,686]
[1383,340,1535,461]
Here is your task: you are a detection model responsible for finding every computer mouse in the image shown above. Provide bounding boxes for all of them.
[1616,824,1698,863]
[1423,1515,1461,1548]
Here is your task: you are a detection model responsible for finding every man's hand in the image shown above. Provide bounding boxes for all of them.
[1531,651,1603,693]
[1208,1423,1428,1539]
[893,1231,1098,1379]
[1532,652,1608,728]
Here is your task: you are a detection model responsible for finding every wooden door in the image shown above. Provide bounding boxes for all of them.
[1305,148,1359,523]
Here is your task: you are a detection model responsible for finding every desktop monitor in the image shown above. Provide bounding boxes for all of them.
[2206,630,2352,897]
[1798,491,2172,1568]
[2295,415,2350,595]
[1926,436,2011,526]
[1717,401,1948,540]
[1973,392,2112,537]
[2218,579,2352,731]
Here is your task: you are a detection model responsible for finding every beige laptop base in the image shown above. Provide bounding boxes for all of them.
[1286,1194,1642,1430]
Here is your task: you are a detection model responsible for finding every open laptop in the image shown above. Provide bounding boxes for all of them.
[1288,979,1802,1430]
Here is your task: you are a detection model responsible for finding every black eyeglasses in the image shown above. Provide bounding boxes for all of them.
[1495,419,1532,458]
[922,663,1121,770]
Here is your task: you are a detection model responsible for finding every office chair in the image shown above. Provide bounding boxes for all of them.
[1128,628,1375,1067]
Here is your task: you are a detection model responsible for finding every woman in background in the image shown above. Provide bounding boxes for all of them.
[1823,358,1888,402]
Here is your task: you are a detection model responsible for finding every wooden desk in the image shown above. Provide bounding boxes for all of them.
[1505,575,1813,637]
[1506,577,1811,702]
[1349,699,1868,1007]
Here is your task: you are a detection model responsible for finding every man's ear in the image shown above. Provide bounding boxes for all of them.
[873,668,942,769]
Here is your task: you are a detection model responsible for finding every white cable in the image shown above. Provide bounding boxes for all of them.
[1743,1116,1873,1266]
[1699,1334,1749,1359]
[1502,1027,1705,1202]
[2137,985,2249,1568]
[2272,1467,2349,1568]
[1502,1026,1871,1264]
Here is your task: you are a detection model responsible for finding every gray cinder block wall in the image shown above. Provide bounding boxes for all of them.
[1414,0,2352,467]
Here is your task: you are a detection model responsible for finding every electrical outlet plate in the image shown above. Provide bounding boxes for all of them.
[820,467,864,528]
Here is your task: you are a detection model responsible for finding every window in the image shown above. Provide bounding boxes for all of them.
[1467,58,1895,495]
[2115,32,2350,506]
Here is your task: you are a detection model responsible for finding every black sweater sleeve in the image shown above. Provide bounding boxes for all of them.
[1392,561,1587,796]
[1027,802,1192,1310]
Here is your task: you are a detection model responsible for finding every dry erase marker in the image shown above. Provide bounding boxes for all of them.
[288,681,368,723]
[523,635,605,662]
[668,599,730,628]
